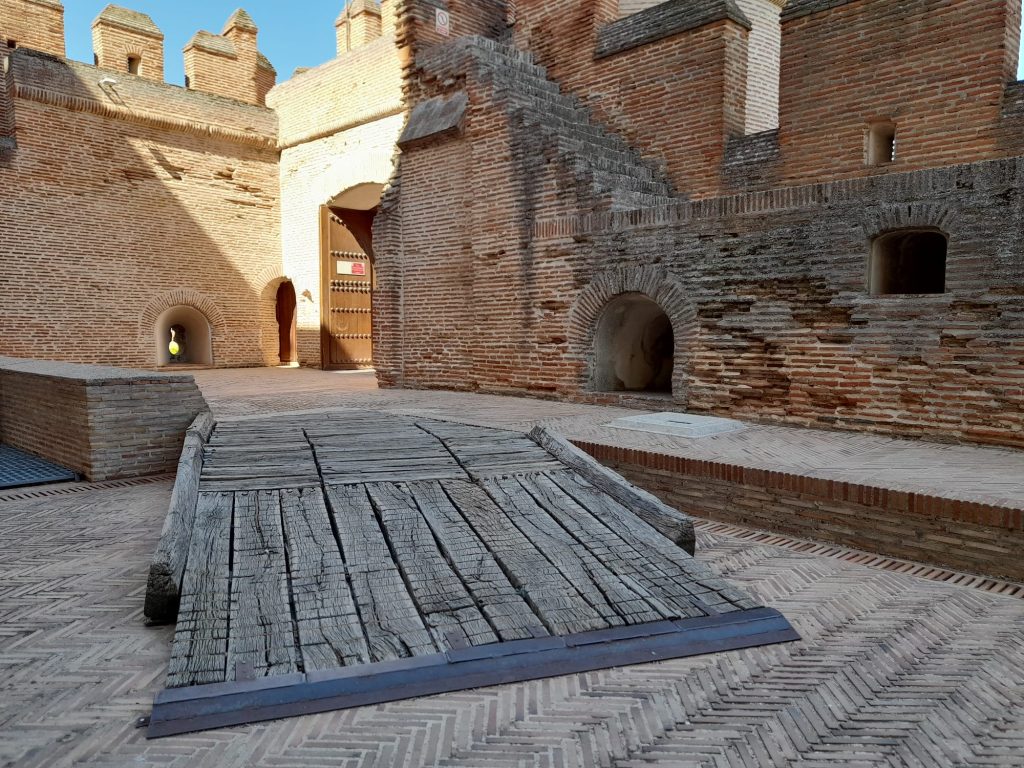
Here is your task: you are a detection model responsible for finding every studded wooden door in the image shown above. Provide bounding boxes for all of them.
[320,207,374,370]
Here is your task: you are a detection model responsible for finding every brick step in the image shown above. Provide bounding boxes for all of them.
[463,36,678,209]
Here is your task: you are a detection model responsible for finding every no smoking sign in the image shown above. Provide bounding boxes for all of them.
[435,8,451,36]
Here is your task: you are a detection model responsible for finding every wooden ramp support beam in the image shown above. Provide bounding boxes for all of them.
[147,607,798,738]
[528,426,696,554]
[145,411,216,623]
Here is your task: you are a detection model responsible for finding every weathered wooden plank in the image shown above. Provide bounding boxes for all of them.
[549,471,758,613]
[441,480,609,635]
[417,421,522,439]
[202,468,318,480]
[198,477,321,492]
[366,483,498,649]
[279,487,370,670]
[529,426,696,553]
[312,446,452,459]
[481,476,662,626]
[323,467,468,484]
[316,457,459,471]
[205,442,312,452]
[227,491,299,681]
[145,419,207,624]
[323,484,437,662]
[166,492,233,687]
[409,481,546,641]
[522,473,706,619]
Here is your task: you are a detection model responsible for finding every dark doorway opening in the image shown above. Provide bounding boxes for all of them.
[275,281,297,365]
[593,293,675,393]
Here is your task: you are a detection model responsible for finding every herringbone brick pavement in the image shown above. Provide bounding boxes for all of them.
[2,476,1022,767]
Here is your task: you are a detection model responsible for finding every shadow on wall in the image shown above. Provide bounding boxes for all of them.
[0,51,282,370]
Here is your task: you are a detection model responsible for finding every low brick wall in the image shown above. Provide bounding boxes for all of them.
[0,356,209,481]
[576,441,1024,582]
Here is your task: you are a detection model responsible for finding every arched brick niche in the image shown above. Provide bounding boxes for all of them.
[139,289,227,367]
[568,266,696,401]
[154,306,213,366]
[860,204,957,295]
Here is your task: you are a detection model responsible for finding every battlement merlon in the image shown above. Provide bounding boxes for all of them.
[184,8,276,106]
[92,5,164,82]
[336,0,389,56]
[0,0,66,58]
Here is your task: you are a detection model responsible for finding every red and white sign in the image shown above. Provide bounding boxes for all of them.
[435,8,451,36]
[337,260,367,276]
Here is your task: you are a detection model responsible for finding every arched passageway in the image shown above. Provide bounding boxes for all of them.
[592,293,674,393]
[154,305,213,366]
[320,182,385,370]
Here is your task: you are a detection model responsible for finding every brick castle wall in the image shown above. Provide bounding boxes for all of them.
[777,0,1023,185]
[0,50,282,368]
[92,7,164,82]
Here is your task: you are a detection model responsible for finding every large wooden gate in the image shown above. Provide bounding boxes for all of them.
[320,207,374,370]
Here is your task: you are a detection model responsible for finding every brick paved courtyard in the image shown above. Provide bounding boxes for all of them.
[2,369,1023,766]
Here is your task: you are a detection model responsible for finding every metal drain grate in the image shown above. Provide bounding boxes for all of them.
[694,519,1024,599]
[0,445,77,490]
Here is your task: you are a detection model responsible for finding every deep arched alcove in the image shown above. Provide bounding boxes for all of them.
[154,305,213,366]
[592,293,675,393]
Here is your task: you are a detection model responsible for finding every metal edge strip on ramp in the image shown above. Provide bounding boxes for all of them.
[147,607,799,738]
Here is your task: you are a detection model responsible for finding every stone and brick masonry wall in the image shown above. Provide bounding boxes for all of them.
[378,0,1024,448]
[580,441,1024,582]
[0,356,208,480]
[0,49,282,369]
[382,118,1024,447]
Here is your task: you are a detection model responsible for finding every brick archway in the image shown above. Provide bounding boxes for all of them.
[253,266,296,366]
[568,266,697,402]
[139,289,227,366]
[859,203,957,240]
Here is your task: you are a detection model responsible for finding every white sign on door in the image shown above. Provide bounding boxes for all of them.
[337,260,367,276]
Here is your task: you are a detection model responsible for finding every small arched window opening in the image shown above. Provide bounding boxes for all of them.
[869,229,948,295]
[867,121,897,165]
[7,40,17,49]
[593,293,674,393]
[127,54,141,75]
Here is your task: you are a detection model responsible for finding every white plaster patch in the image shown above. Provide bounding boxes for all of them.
[605,412,747,439]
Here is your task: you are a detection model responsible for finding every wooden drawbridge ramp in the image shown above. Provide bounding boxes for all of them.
[145,412,797,737]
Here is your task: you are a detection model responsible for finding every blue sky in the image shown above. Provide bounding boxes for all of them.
[64,1,1024,87]
[64,2,340,85]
